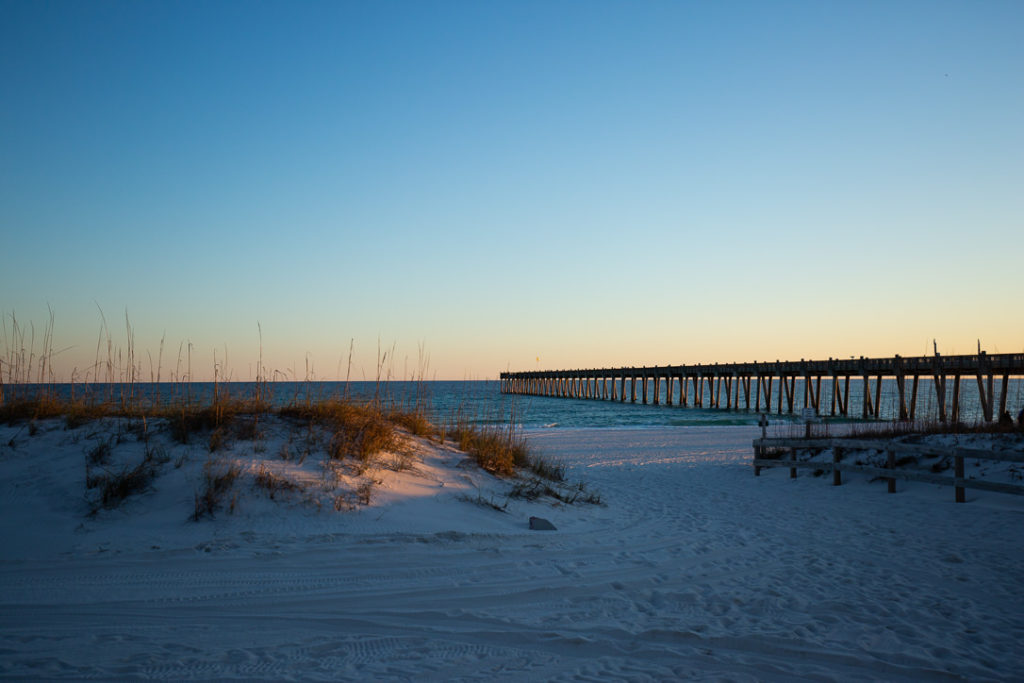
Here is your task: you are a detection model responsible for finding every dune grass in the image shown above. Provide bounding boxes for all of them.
[85,432,170,513]
[1,310,604,529]
[253,463,300,500]
[1,310,565,490]
[193,461,242,520]
[1,385,557,483]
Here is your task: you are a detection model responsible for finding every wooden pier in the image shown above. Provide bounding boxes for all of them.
[500,353,1024,422]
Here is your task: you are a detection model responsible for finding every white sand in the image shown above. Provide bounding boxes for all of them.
[1,419,1021,680]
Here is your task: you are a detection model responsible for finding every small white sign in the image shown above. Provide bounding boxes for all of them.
[801,408,819,422]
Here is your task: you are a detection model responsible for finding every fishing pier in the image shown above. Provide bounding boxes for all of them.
[500,353,1024,422]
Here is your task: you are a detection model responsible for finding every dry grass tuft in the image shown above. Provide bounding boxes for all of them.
[527,456,566,483]
[234,416,264,441]
[208,427,228,453]
[0,397,68,424]
[86,438,113,465]
[87,459,159,511]
[285,400,400,463]
[387,409,434,438]
[509,478,602,506]
[192,461,242,520]
[165,401,259,445]
[456,491,508,513]
[254,463,299,499]
[355,480,375,505]
[384,448,416,472]
[449,420,530,477]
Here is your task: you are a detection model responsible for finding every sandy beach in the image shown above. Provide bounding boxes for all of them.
[1,419,1022,680]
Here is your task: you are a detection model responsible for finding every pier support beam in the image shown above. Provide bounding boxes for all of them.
[999,373,1010,419]
[951,374,961,423]
[909,374,919,419]
[777,372,784,415]
[862,373,873,419]
[976,353,994,421]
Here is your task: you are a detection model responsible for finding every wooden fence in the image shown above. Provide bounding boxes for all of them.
[752,437,1024,502]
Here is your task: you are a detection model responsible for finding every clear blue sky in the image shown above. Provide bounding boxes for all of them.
[2,0,1022,381]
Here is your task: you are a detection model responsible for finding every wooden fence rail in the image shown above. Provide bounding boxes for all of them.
[752,436,1024,502]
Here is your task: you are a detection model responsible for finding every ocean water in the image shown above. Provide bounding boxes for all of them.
[7,377,1024,429]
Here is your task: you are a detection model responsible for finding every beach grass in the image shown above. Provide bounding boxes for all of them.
[0,310,579,499]
[0,371,556,483]
[193,460,243,520]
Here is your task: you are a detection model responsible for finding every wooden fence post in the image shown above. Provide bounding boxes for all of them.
[887,449,896,493]
[955,454,965,503]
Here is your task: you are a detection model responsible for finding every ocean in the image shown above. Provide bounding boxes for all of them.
[6,377,1023,429]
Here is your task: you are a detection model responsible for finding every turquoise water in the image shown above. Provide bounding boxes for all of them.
[7,377,1023,428]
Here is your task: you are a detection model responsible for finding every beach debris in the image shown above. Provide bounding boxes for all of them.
[529,516,556,531]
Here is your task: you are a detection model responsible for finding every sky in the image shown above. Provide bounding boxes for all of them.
[2,0,1022,382]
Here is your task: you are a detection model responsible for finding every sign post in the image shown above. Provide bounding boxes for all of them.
[800,408,818,438]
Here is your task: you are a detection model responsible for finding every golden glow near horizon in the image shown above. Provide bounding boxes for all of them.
[2,306,1020,384]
